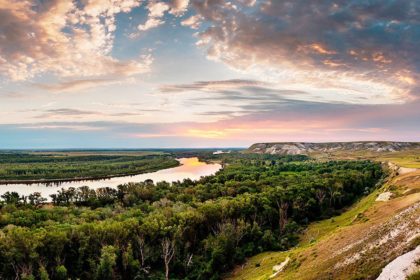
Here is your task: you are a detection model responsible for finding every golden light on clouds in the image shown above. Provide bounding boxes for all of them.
[187,129,227,138]
[0,0,419,147]
[306,44,337,55]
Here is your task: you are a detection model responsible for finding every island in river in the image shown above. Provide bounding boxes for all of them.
[0,157,222,199]
[0,151,181,182]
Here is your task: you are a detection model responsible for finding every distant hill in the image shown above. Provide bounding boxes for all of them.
[247,141,420,155]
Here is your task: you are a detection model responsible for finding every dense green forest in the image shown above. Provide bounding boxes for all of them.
[0,154,384,279]
[0,153,179,181]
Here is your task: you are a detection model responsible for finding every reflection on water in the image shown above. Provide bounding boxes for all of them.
[0,158,221,198]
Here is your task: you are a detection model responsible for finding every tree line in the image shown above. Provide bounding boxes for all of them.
[0,155,384,279]
[0,153,179,181]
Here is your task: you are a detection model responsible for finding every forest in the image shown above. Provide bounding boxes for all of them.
[0,152,179,181]
[0,154,384,279]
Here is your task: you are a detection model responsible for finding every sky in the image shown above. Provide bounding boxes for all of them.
[0,0,419,148]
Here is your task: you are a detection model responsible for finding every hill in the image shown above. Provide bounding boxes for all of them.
[226,144,420,280]
[247,141,420,155]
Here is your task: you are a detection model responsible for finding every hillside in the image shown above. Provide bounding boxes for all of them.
[226,166,420,280]
[226,146,420,280]
[247,142,420,155]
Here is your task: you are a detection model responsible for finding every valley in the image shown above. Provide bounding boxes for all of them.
[0,143,418,279]
[227,142,420,280]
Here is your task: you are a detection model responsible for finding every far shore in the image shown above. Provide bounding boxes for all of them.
[0,162,181,186]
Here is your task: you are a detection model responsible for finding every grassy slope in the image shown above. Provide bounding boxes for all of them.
[311,150,420,169]
[226,151,420,280]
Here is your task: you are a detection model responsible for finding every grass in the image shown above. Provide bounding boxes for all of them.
[310,149,420,169]
[226,151,420,280]
[226,186,382,280]
[407,270,420,280]
[299,188,379,246]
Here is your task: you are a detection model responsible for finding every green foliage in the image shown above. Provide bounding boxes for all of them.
[0,154,383,279]
[20,273,35,280]
[96,246,117,280]
[39,266,50,280]
[55,265,68,280]
[407,270,420,280]
[0,152,179,181]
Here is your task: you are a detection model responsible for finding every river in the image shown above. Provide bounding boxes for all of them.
[0,157,222,198]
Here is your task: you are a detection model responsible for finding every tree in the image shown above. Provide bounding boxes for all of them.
[55,265,67,280]
[161,238,176,280]
[315,186,327,213]
[38,266,50,280]
[28,192,46,207]
[1,191,21,205]
[269,187,290,234]
[96,245,117,280]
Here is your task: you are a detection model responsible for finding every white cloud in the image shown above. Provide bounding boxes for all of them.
[181,14,203,29]
[169,0,190,16]
[147,1,170,17]
[138,17,165,31]
[136,1,170,32]
[137,0,190,32]
[0,0,148,81]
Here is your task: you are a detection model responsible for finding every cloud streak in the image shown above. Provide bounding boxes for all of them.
[159,79,270,92]
[34,78,128,92]
[6,97,419,142]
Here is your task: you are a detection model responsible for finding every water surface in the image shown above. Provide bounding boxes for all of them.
[0,157,221,198]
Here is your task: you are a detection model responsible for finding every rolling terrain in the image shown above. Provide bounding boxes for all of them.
[226,142,420,280]
[248,141,420,156]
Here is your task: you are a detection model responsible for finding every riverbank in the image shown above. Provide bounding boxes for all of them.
[0,162,181,185]
[0,152,180,183]
[0,157,222,199]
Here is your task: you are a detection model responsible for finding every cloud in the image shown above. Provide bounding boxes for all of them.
[190,0,420,101]
[160,79,270,92]
[34,108,99,119]
[169,0,190,16]
[0,91,25,99]
[159,79,336,117]
[148,1,171,17]
[34,78,129,92]
[237,0,257,7]
[3,98,419,146]
[138,17,166,31]
[181,14,203,29]
[32,108,144,119]
[0,0,150,81]
[18,124,105,131]
[137,0,190,32]
[137,1,170,31]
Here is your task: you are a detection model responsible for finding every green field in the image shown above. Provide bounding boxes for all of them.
[0,151,179,182]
